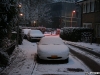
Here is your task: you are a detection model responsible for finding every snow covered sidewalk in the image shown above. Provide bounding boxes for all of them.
[1,40,37,75]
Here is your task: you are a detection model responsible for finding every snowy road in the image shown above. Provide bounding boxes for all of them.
[1,38,92,75]
[32,54,90,75]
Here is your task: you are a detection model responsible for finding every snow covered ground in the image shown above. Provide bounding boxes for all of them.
[1,40,37,75]
[1,35,99,75]
[33,54,91,75]
[66,41,100,53]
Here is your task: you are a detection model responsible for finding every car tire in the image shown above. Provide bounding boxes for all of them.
[29,37,31,41]
[24,35,27,39]
[37,55,42,63]
[64,57,69,63]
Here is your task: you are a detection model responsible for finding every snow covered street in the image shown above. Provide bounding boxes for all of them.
[1,0,100,75]
[33,54,91,75]
[0,36,93,75]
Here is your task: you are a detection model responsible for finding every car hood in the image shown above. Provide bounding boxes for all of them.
[37,44,69,53]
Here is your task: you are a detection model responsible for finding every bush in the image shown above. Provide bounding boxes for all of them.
[60,27,93,42]
[0,51,9,66]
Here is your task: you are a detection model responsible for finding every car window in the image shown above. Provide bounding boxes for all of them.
[30,30,43,34]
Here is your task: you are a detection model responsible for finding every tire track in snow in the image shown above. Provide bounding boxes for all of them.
[31,53,38,75]
[31,54,90,75]
[67,44,100,72]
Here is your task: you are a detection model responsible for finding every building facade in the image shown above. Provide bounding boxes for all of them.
[78,0,100,42]
[50,2,80,28]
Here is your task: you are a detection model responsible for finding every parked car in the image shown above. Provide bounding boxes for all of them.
[27,30,44,41]
[22,29,31,39]
[46,28,53,32]
[37,36,69,62]
[56,29,61,35]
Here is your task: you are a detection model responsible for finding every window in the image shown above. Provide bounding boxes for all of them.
[83,1,95,13]
[96,24,100,37]
[90,1,94,12]
[86,2,90,13]
[95,0,100,12]
[83,3,86,13]
[83,23,92,28]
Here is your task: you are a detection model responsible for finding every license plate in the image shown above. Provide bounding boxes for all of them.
[51,55,58,59]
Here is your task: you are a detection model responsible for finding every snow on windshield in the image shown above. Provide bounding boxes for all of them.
[39,36,64,44]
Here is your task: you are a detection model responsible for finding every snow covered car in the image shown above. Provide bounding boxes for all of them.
[27,30,44,41]
[37,36,69,62]
[22,29,31,39]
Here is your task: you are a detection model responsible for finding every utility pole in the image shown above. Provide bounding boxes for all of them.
[71,10,76,27]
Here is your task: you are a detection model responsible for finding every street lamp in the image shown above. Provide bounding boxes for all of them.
[19,13,24,17]
[16,3,23,46]
[18,3,22,8]
[34,21,36,27]
[71,10,76,27]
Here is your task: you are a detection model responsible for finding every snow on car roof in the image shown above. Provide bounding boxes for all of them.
[39,36,64,44]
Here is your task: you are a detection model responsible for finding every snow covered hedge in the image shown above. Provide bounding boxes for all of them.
[60,27,93,42]
[0,42,15,67]
[0,51,9,66]
[0,0,18,68]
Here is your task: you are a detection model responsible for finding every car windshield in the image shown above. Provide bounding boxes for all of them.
[30,30,42,34]
[39,37,64,45]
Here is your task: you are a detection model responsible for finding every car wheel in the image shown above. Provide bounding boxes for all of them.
[24,35,27,39]
[29,37,31,41]
[37,55,42,63]
[64,57,69,63]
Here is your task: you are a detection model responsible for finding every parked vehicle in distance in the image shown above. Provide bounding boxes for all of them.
[37,36,69,63]
[46,28,53,32]
[27,30,44,42]
[22,29,31,39]
[56,29,60,35]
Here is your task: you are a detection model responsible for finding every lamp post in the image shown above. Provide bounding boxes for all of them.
[34,21,36,27]
[16,3,23,46]
[19,13,23,16]
[71,10,76,27]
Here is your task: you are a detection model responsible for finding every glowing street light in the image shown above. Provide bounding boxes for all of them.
[34,21,36,27]
[18,3,22,8]
[16,3,23,46]
[19,13,23,17]
[71,10,76,27]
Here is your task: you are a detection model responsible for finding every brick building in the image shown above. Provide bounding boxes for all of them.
[78,0,100,43]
